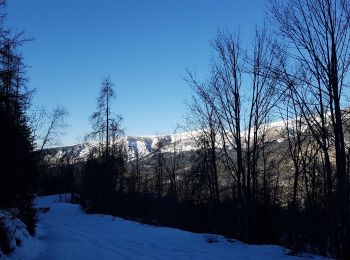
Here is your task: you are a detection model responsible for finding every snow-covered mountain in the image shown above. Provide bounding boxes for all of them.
[42,131,201,164]
[42,120,291,164]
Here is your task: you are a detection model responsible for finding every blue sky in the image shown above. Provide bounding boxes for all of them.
[7,1,265,146]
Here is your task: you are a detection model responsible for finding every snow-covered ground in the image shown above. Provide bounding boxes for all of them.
[2,195,332,260]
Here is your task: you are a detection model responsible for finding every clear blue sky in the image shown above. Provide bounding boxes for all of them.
[7,0,265,146]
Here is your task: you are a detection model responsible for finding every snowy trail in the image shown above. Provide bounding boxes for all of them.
[15,196,329,260]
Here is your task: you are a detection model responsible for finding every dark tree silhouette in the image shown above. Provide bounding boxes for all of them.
[81,77,126,213]
[270,0,350,257]
[0,1,36,254]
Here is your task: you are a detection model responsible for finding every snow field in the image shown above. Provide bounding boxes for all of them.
[2,195,332,260]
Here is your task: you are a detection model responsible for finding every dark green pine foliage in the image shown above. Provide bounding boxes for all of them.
[0,86,36,233]
[0,13,37,253]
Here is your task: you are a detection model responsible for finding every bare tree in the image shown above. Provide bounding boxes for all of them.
[128,144,146,193]
[28,105,46,148]
[81,76,126,212]
[185,75,221,203]
[39,105,69,151]
[186,28,281,241]
[269,0,350,257]
[88,77,123,158]
[209,30,245,206]
[164,128,182,201]
[152,137,165,199]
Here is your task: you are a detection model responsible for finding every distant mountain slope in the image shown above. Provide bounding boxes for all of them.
[42,120,291,164]
[42,131,200,163]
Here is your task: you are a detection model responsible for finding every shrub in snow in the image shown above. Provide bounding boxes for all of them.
[0,210,30,256]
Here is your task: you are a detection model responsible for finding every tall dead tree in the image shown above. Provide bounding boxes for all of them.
[89,77,116,158]
[82,77,125,212]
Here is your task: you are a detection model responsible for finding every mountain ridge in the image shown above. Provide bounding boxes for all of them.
[42,120,290,164]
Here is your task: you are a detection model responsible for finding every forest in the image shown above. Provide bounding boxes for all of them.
[1,0,350,259]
